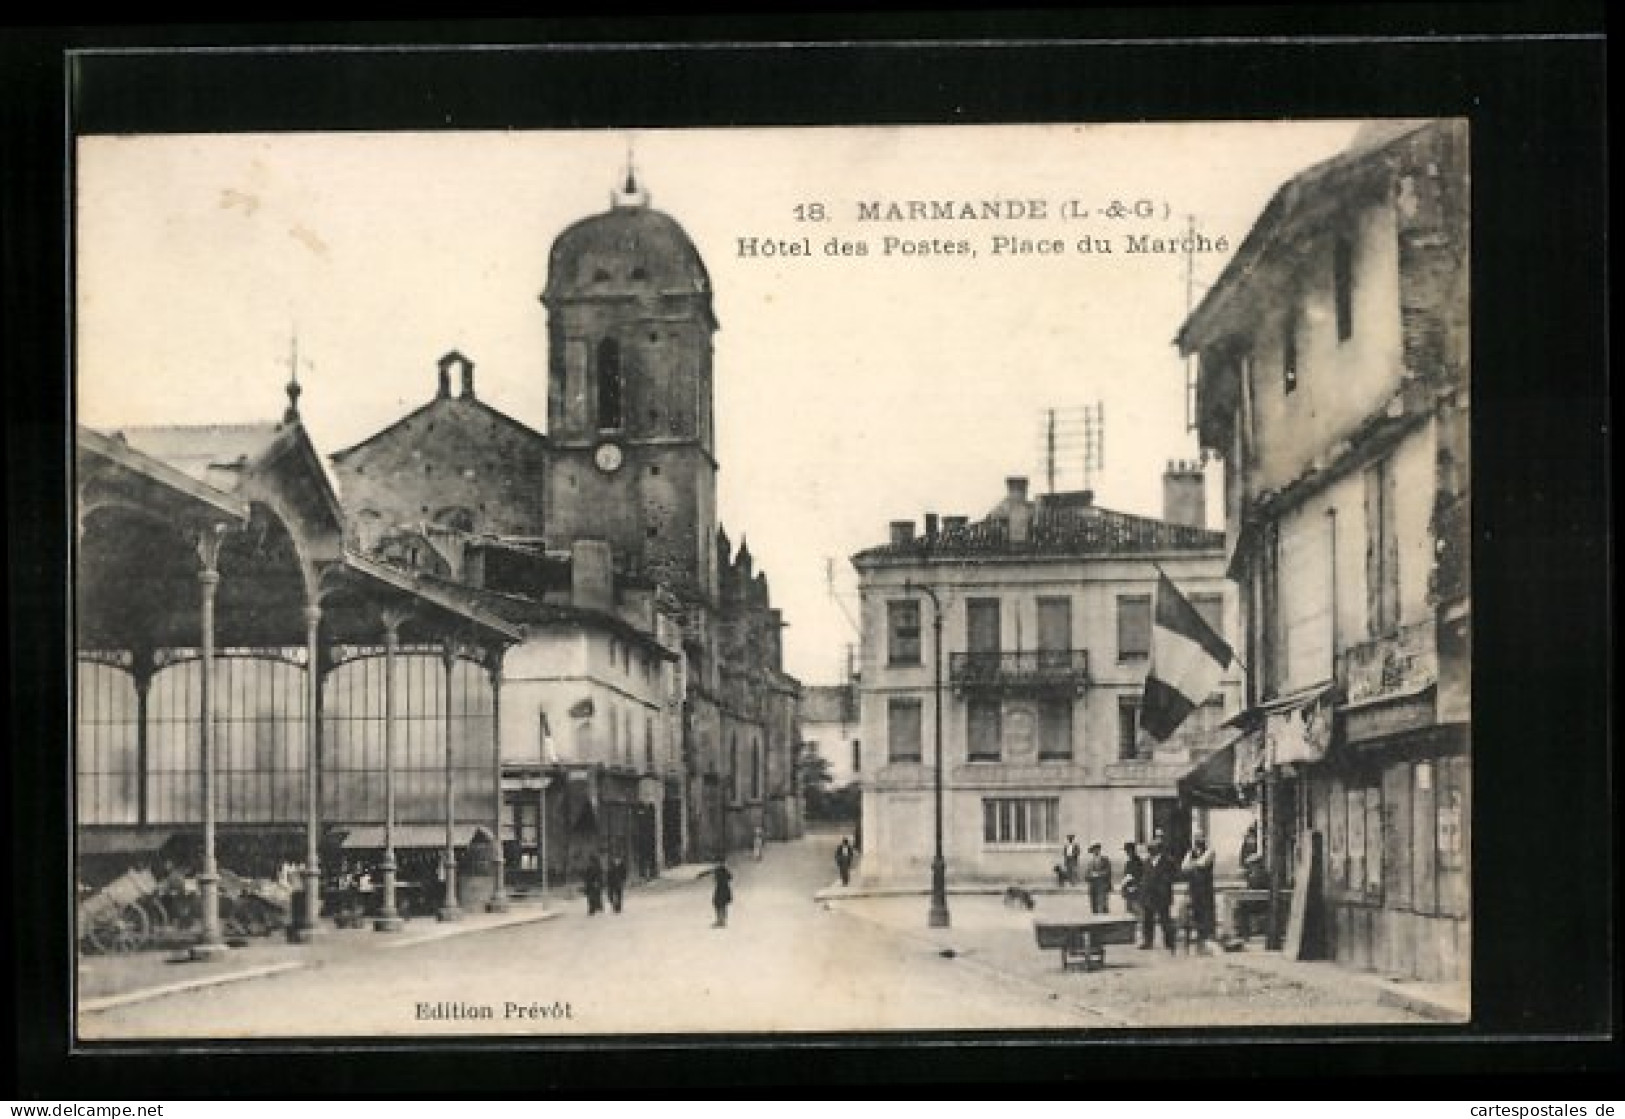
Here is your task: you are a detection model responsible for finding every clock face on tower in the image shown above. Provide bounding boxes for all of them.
[593,440,624,473]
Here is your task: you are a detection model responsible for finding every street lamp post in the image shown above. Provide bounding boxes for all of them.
[905,578,950,929]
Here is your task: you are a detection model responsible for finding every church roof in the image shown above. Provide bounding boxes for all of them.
[328,391,547,463]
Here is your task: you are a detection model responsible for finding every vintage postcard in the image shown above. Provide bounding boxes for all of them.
[73,116,1473,1041]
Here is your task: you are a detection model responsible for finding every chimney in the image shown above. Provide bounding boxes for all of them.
[889,520,916,546]
[1006,476,1033,544]
[943,515,968,532]
[570,539,615,611]
[1162,459,1207,529]
[923,512,940,540]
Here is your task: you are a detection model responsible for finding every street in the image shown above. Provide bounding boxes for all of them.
[78,834,1435,1039]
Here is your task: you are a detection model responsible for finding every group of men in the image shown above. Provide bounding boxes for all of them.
[1061,831,1218,952]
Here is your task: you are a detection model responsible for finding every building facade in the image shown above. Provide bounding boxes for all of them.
[1180,119,1470,983]
[851,470,1240,886]
[800,681,862,791]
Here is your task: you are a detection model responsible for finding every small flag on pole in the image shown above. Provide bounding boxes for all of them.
[1141,572,1234,741]
[540,710,559,763]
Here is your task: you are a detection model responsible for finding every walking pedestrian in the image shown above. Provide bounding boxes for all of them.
[581,859,604,917]
[834,837,856,887]
[1120,841,1146,917]
[606,854,628,914]
[1181,831,1217,952]
[1061,835,1082,886]
[1083,842,1113,914]
[701,860,734,928]
[1138,841,1178,952]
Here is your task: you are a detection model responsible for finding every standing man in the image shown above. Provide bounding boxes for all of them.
[581,858,604,917]
[1061,835,1082,886]
[702,860,734,928]
[1083,842,1113,914]
[834,837,856,887]
[1138,841,1178,952]
[752,824,765,861]
[1120,841,1146,917]
[1182,831,1217,952]
[606,853,628,915]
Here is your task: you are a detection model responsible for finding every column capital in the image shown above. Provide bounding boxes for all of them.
[195,522,231,574]
[303,602,323,629]
[380,607,411,644]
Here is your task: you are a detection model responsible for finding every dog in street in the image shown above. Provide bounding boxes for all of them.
[1003,885,1036,910]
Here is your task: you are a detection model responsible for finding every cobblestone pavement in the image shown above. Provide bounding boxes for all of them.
[77,835,1430,1039]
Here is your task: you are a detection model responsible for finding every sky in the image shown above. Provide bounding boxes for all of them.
[76,121,1363,684]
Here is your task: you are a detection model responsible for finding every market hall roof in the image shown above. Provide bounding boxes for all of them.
[851,493,1224,566]
[76,421,521,650]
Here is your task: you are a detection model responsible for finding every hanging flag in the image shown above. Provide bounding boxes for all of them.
[1141,572,1234,741]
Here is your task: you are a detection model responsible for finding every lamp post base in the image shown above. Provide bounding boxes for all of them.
[928,856,951,928]
[437,905,464,923]
[373,914,405,933]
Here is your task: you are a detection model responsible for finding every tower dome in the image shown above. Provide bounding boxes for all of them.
[543,174,713,306]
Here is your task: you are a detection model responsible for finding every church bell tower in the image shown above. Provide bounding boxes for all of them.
[541,170,720,604]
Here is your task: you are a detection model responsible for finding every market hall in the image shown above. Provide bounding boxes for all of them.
[75,385,521,958]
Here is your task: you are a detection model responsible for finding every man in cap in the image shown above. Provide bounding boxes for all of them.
[1083,842,1113,913]
[1181,830,1217,952]
[1061,834,1082,886]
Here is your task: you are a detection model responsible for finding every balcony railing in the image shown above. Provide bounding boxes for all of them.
[948,650,1089,694]
[1339,618,1438,705]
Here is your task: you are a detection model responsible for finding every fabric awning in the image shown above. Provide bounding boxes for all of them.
[1177,727,1261,807]
[1261,681,1337,767]
[76,828,176,857]
[338,824,492,850]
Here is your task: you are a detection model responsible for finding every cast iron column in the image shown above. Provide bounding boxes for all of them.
[438,641,463,921]
[374,611,406,932]
[293,601,323,942]
[191,525,228,960]
[486,649,509,912]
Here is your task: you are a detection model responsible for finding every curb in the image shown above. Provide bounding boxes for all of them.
[1376,983,1470,1023]
[80,961,308,1013]
[377,907,560,950]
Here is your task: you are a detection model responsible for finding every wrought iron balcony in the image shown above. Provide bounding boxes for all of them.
[948,650,1089,695]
